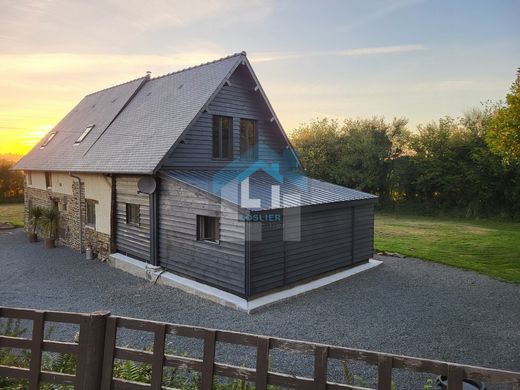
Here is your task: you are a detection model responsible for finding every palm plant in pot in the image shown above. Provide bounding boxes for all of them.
[41,207,59,249]
[27,205,44,242]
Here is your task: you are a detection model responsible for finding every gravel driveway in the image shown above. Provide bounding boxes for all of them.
[1,229,519,388]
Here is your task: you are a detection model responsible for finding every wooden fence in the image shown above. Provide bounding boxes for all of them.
[0,307,519,389]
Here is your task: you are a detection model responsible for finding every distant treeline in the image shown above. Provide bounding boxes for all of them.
[0,159,24,203]
[291,70,520,220]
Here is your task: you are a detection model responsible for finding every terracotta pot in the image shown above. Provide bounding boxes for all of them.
[44,238,55,249]
[28,233,38,243]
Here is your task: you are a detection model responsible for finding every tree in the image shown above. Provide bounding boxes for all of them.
[486,69,520,163]
[291,117,409,204]
[0,159,24,203]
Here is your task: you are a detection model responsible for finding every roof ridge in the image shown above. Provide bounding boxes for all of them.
[151,51,246,81]
[85,75,150,97]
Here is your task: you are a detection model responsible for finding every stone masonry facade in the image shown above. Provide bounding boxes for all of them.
[24,180,112,260]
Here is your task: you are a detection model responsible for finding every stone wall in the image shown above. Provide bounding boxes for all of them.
[24,174,112,260]
[84,227,111,260]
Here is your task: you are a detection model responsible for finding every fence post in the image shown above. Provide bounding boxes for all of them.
[76,310,110,390]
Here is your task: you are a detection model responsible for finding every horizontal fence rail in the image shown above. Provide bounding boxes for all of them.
[0,307,519,389]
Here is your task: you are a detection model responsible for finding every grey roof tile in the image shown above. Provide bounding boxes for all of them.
[164,169,377,210]
[15,53,244,173]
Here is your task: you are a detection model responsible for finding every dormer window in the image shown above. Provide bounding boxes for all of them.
[75,125,95,144]
[40,132,56,149]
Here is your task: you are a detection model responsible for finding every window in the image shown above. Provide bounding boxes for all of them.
[45,172,52,188]
[197,215,219,242]
[75,125,95,144]
[40,132,56,149]
[86,200,96,228]
[126,203,140,225]
[212,116,232,159]
[27,172,32,186]
[240,119,257,160]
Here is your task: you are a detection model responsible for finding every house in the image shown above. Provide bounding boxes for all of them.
[15,52,377,300]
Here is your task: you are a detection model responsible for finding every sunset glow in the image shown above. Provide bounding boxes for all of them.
[1,0,518,157]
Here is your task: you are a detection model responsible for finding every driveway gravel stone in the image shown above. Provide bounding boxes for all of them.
[1,229,519,388]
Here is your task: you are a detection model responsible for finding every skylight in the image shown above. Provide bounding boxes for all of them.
[40,132,56,149]
[75,125,95,144]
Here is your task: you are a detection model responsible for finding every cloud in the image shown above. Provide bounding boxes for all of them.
[250,44,426,63]
[0,0,272,54]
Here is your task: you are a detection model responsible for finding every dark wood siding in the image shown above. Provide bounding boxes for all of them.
[247,202,374,296]
[158,178,247,295]
[115,176,151,261]
[163,65,290,170]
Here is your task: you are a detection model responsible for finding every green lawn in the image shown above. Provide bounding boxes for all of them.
[375,213,520,283]
[0,203,24,228]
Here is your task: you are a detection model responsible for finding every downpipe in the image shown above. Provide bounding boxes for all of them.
[69,173,84,253]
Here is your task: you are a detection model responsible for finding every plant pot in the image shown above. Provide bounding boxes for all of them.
[28,233,38,243]
[44,238,55,249]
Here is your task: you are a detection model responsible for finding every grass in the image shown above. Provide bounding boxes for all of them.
[375,212,520,284]
[0,202,24,228]
[1,202,518,283]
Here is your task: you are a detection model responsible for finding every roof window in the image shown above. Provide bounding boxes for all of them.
[40,132,57,149]
[75,125,95,144]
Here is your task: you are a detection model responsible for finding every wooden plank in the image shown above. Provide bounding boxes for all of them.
[42,340,79,354]
[448,364,464,390]
[255,336,270,390]
[40,370,76,385]
[164,355,203,371]
[214,362,256,381]
[100,316,118,390]
[0,365,30,379]
[463,365,520,384]
[28,310,44,390]
[150,323,166,390]
[314,345,328,390]
[115,347,153,363]
[0,335,32,349]
[201,329,216,390]
[377,355,393,390]
[112,378,151,390]
[76,311,109,389]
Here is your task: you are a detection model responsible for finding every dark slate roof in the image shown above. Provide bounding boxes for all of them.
[14,77,147,172]
[15,53,245,173]
[163,169,377,210]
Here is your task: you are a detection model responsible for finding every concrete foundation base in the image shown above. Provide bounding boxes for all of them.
[108,253,382,313]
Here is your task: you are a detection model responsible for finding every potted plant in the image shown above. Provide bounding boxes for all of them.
[41,207,59,249]
[27,205,43,242]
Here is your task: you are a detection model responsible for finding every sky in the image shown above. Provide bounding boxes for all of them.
[0,0,519,155]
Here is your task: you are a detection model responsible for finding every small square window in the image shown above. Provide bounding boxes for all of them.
[45,172,52,188]
[86,199,96,228]
[126,203,140,225]
[197,215,219,242]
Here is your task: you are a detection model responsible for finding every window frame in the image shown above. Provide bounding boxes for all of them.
[45,172,52,189]
[196,215,220,243]
[126,203,141,226]
[40,132,56,149]
[27,172,32,186]
[212,115,233,160]
[75,125,95,145]
[86,199,96,228]
[239,118,257,160]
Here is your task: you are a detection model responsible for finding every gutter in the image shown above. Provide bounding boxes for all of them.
[69,173,84,253]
